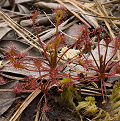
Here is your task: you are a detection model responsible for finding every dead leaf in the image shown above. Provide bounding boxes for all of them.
[20,16,52,27]
[34,1,62,9]
[15,0,33,3]
[0,78,19,116]
[65,24,83,46]
[0,117,6,121]
[0,26,11,41]
[0,97,16,116]
[8,0,15,7]
[0,0,6,7]
[17,4,30,14]
[4,0,32,6]
[0,91,16,116]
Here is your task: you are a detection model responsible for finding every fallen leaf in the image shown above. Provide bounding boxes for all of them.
[17,3,30,14]
[0,25,11,41]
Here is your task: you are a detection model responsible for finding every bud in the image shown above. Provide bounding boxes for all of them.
[46,42,53,52]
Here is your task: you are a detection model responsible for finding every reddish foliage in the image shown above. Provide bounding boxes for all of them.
[0,76,7,85]
[5,8,120,112]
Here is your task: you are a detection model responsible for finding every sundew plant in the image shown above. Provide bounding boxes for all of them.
[5,8,81,111]
[5,7,120,112]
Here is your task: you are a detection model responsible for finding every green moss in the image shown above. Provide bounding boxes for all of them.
[76,96,98,116]
[110,81,120,120]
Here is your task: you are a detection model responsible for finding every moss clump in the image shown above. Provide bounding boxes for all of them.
[76,96,98,116]
[110,81,120,120]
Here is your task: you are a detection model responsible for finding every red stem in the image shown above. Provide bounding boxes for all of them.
[33,24,50,64]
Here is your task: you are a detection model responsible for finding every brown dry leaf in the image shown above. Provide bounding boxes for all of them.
[65,0,99,28]
[0,116,6,121]
[0,0,6,7]
[34,1,62,9]
[4,0,33,7]
[0,80,17,116]
[15,0,33,3]
[1,63,40,78]
[65,24,83,46]
[17,3,30,14]
[0,80,19,112]
[0,23,11,41]
[0,95,16,116]
[0,77,19,116]
[20,15,52,27]
[8,0,15,7]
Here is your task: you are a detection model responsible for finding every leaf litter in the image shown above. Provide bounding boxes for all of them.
[0,0,120,121]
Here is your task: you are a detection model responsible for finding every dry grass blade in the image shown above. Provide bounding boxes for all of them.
[68,0,101,16]
[0,10,43,51]
[101,0,120,5]
[9,90,41,121]
[0,73,24,81]
[0,89,13,92]
[67,0,100,28]
[75,10,120,20]
[80,89,102,96]
[93,0,115,38]
[35,102,41,121]
[43,11,79,40]
[100,0,119,29]
[55,0,91,28]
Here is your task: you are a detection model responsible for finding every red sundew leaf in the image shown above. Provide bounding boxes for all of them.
[26,79,39,90]
[24,75,34,81]
[13,87,22,93]
[46,34,65,50]
[114,37,120,50]
[9,56,15,62]
[13,83,24,93]
[6,43,21,57]
[92,27,103,35]
[13,60,27,69]
[104,38,111,46]
[42,103,50,112]
[52,7,67,25]
[0,76,7,85]
[5,42,27,60]
[34,59,41,70]
[116,65,120,74]
[9,48,19,57]
[30,8,40,27]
